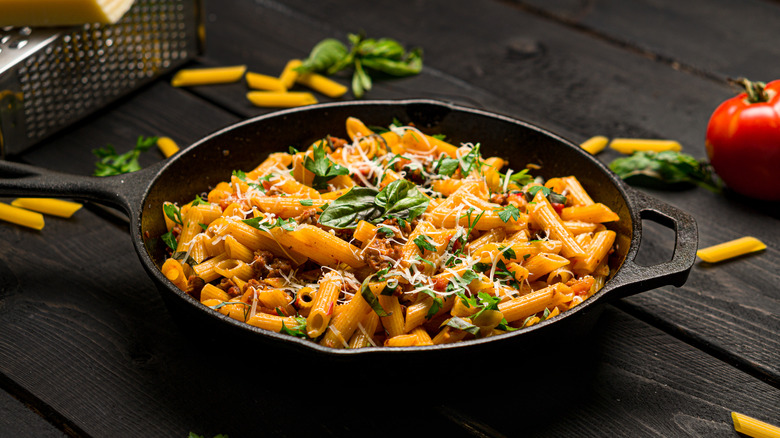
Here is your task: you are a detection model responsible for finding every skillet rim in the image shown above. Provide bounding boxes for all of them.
[132,98,642,356]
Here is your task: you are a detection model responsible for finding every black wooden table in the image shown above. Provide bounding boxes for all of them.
[1,1,778,436]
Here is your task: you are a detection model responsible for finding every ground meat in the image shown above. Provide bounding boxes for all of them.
[328,135,348,149]
[380,217,412,237]
[489,192,509,205]
[218,277,242,297]
[186,276,206,299]
[363,237,402,271]
[252,250,293,279]
[295,208,318,225]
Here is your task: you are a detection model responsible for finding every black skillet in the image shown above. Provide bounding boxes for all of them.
[0,99,697,365]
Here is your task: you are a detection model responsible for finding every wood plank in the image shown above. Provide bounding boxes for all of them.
[508,0,780,81]
[0,389,66,438]
[201,0,779,383]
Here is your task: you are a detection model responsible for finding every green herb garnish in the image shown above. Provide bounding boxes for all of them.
[92,136,158,176]
[609,151,721,192]
[296,33,423,98]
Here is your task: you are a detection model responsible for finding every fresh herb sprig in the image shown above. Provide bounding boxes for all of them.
[609,151,722,193]
[92,136,158,176]
[296,33,423,98]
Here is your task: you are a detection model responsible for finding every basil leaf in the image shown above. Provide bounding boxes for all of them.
[297,38,349,73]
[442,317,480,335]
[352,59,372,98]
[299,199,314,206]
[172,251,198,266]
[361,51,423,76]
[375,179,429,221]
[318,187,382,229]
[609,151,721,193]
[361,276,390,317]
[280,317,309,339]
[358,38,405,59]
[435,156,460,177]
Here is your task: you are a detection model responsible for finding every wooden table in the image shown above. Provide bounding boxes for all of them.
[1,0,778,436]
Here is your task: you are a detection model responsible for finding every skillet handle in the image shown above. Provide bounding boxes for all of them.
[0,159,161,215]
[605,189,698,299]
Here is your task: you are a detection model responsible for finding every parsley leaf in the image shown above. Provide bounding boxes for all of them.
[161,230,178,251]
[361,276,390,317]
[495,204,520,223]
[280,317,309,339]
[304,141,350,190]
[92,136,157,176]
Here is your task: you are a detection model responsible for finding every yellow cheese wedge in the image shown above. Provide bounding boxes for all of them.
[0,0,135,27]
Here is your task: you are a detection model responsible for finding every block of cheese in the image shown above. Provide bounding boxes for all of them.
[0,0,135,27]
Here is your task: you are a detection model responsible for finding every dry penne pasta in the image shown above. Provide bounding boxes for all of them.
[156,137,179,158]
[246,91,318,108]
[296,72,348,98]
[731,412,780,438]
[0,202,45,230]
[245,71,287,91]
[609,138,682,154]
[157,117,618,348]
[697,236,766,263]
[580,136,608,155]
[11,198,82,218]
[170,65,247,87]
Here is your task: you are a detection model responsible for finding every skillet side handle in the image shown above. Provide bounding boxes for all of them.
[0,159,158,215]
[606,189,698,300]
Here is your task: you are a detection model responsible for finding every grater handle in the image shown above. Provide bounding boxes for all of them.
[0,159,159,215]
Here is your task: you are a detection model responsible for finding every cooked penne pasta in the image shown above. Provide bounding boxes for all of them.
[157,116,618,348]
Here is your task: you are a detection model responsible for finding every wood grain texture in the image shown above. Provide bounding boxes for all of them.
[1,0,778,435]
[17,82,239,176]
[507,0,780,81]
[0,389,66,438]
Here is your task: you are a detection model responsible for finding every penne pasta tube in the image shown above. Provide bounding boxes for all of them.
[697,236,767,263]
[247,91,318,108]
[250,196,327,218]
[161,259,188,291]
[307,271,342,338]
[560,203,620,223]
[0,202,45,230]
[561,176,594,206]
[278,59,302,89]
[580,136,609,155]
[320,281,375,348]
[247,312,303,333]
[156,137,179,158]
[529,190,586,258]
[245,71,287,91]
[498,283,572,323]
[378,293,405,338]
[11,198,82,218]
[609,138,682,154]
[296,72,348,98]
[271,224,364,269]
[171,65,247,87]
[349,311,380,348]
[731,412,780,438]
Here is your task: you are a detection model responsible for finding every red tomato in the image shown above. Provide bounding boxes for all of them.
[705,78,780,201]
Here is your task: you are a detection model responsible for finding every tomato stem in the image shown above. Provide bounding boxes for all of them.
[730,77,769,103]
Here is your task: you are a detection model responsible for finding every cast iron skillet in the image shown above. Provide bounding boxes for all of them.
[0,99,697,363]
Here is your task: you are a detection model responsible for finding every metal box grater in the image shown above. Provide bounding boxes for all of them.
[0,0,204,157]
